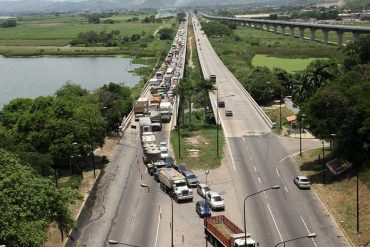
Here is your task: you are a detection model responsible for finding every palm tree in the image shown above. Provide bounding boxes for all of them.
[195,78,215,123]
[294,60,338,104]
[175,78,195,128]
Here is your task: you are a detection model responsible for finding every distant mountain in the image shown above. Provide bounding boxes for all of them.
[0,0,326,14]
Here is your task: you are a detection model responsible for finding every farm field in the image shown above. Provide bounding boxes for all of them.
[252,54,324,72]
[0,13,176,56]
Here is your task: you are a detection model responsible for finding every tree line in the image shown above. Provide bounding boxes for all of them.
[0,19,17,28]
[70,28,175,46]
[239,35,370,168]
[0,82,134,246]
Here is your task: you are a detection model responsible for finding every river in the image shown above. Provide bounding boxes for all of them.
[0,56,143,108]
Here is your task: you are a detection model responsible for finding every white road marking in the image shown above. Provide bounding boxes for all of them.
[267,203,283,241]
[130,216,136,230]
[254,166,257,172]
[242,136,247,144]
[225,137,237,171]
[276,168,281,177]
[300,216,318,247]
[249,154,253,161]
[284,186,289,193]
[145,168,147,174]
[258,177,262,183]
[155,202,163,247]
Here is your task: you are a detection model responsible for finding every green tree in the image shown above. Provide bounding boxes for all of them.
[344,35,370,70]
[55,82,88,98]
[0,19,17,28]
[158,28,173,40]
[243,66,281,105]
[195,78,215,122]
[176,78,195,128]
[0,149,79,246]
[88,14,100,24]
[293,59,339,105]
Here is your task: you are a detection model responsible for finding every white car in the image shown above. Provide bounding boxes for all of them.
[205,191,225,210]
[294,176,311,189]
[159,142,168,152]
[160,150,169,159]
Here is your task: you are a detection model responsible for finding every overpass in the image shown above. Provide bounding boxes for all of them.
[201,13,370,46]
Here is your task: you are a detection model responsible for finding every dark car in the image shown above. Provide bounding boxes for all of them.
[151,123,162,131]
[163,156,174,168]
[217,100,225,108]
[225,110,233,117]
[196,200,211,218]
[174,164,189,174]
[182,170,199,187]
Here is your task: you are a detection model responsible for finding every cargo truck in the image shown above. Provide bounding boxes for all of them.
[204,215,257,247]
[160,101,172,123]
[158,168,193,202]
[139,117,152,136]
[149,110,162,123]
[134,97,148,121]
[141,132,156,145]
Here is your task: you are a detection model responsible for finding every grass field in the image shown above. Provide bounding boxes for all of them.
[205,23,343,81]
[252,54,324,72]
[171,111,224,171]
[0,13,175,53]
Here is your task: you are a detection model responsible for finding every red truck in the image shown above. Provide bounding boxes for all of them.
[204,215,258,247]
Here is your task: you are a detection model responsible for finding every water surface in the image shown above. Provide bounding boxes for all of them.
[0,56,143,108]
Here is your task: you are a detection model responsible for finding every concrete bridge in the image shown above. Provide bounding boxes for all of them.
[201,13,370,46]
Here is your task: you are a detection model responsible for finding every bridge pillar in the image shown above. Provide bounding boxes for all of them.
[310,28,317,41]
[266,24,270,32]
[352,31,360,42]
[323,29,329,44]
[289,26,295,37]
[273,25,278,33]
[281,26,286,36]
[337,31,344,46]
[299,27,305,40]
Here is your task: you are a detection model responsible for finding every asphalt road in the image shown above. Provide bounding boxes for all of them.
[66,20,188,247]
[191,14,350,247]
[66,15,350,247]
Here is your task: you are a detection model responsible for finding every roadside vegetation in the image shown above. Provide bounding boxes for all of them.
[0,81,136,246]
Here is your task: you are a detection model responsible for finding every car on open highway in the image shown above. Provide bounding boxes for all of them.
[225,110,233,117]
[294,176,311,189]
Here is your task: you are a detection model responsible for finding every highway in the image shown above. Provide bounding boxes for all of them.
[192,14,350,247]
[67,14,351,247]
[66,20,188,247]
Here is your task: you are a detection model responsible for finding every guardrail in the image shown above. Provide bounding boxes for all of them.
[193,15,273,129]
[119,20,188,133]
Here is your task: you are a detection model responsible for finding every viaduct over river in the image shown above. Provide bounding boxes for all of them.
[201,13,370,46]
